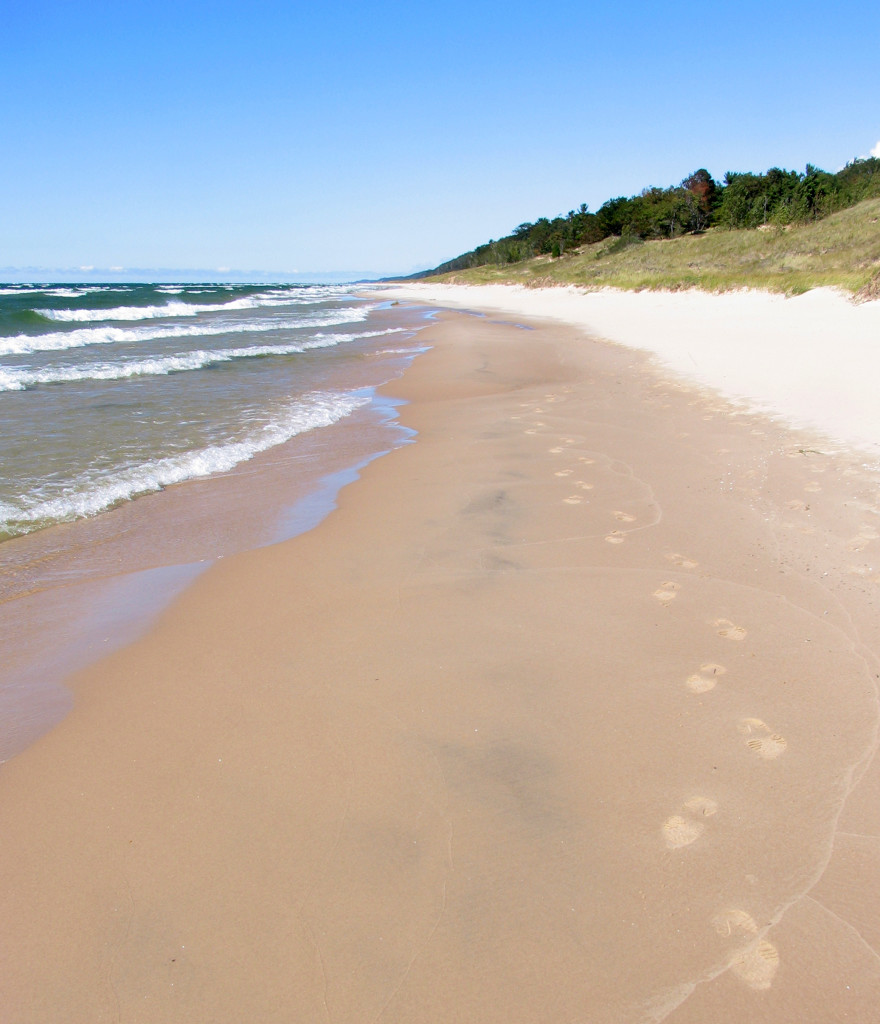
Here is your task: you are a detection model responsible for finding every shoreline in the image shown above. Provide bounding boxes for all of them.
[3,305,880,1020]
[0,376,418,763]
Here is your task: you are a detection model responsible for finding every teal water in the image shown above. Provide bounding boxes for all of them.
[0,283,423,538]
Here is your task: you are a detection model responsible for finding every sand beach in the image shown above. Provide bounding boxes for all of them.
[2,288,880,1022]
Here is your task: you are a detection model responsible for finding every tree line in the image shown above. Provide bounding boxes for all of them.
[415,157,880,276]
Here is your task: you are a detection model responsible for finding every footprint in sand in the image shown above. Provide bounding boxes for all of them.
[847,525,879,551]
[686,663,726,693]
[524,428,537,435]
[785,499,808,512]
[663,796,718,849]
[605,531,626,545]
[782,521,816,535]
[576,481,594,490]
[613,511,636,523]
[653,581,681,604]
[578,456,596,464]
[713,618,747,641]
[712,909,780,991]
[548,446,564,454]
[663,816,703,848]
[732,941,780,990]
[804,480,822,493]
[555,469,573,477]
[563,496,582,505]
[738,718,787,759]
[666,552,699,569]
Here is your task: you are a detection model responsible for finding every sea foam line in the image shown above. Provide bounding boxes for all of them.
[0,286,123,296]
[0,390,371,534]
[35,291,346,322]
[0,306,371,356]
[0,329,405,391]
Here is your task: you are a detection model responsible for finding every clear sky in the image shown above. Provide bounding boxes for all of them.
[3,0,879,278]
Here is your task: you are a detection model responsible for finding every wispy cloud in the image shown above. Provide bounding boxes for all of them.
[872,140,880,159]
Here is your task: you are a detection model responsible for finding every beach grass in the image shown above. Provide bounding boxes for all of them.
[429,196,880,297]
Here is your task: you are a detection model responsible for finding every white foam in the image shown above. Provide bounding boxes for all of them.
[0,390,370,533]
[0,329,405,391]
[0,306,371,356]
[37,298,286,322]
[0,368,26,391]
[35,289,355,323]
[0,498,20,522]
[0,286,123,297]
[374,346,426,356]
[42,287,118,298]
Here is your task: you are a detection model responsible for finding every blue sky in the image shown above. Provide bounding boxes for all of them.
[3,0,879,278]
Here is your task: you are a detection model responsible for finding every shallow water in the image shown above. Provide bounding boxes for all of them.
[0,282,429,759]
[0,283,425,537]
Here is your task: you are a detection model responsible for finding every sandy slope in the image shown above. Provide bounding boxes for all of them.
[378,283,880,457]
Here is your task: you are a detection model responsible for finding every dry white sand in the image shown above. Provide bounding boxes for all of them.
[377,284,880,457]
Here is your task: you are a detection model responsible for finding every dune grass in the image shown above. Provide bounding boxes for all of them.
[429,197,880,299]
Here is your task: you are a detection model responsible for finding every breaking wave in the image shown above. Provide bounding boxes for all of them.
[0,390,370,535]
[0,306,372,356]
[0,329,404,391]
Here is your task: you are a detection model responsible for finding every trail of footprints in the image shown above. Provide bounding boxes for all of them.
[529,398,811,993]
[523,409,653,552]
[653,562,786,991]
[534,395,786,988]
[528,399,645,541]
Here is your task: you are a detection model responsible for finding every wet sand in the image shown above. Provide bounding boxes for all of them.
[3,311,880,1022]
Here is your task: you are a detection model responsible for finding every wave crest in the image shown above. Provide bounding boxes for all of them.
[0,329,405,391]
[0,390,370,535]
[0,307,371,356]
[34,290,349,323]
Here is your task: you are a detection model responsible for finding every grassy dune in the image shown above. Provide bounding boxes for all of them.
[430,197,880,298]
